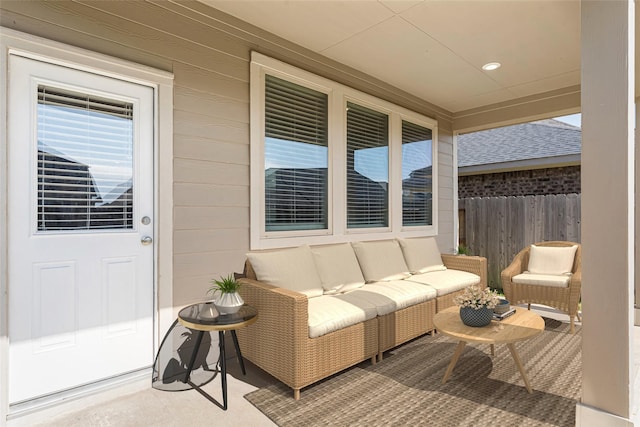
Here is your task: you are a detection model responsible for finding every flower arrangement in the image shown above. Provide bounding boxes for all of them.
[453,285,500,310]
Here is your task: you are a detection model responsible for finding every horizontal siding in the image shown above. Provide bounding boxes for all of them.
[437,130,455,250]
[174,110,248,144]
[173,63,249,100]
[174,158,248,185]
[173,183,248,207]
[1,0,455,306]
[174,86,249,123]
[174,138,248,164]
[174,229,249,254]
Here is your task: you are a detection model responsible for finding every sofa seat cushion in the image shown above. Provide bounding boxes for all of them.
[351,240,411,282]
[308,295,378,338]
[406,270,480,296]
[398,237,447,274]
[247,245,324,298]
[346,280,437,316]
[512,272,571,288]
[311,243,366,294]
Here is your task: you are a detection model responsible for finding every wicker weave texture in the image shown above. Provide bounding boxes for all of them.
[378,300,435,356]
[238,250,488,397]
[237,270,378,395]
[501,241,581,332]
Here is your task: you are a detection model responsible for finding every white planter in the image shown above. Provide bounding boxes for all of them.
[214,291,244,315]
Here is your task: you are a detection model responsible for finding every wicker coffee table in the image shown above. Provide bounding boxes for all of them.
[433,306,545,393]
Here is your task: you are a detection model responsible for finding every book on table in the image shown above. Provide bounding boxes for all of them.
[493,308,516,320]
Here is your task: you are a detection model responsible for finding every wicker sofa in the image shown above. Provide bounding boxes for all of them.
[236,238,487,400]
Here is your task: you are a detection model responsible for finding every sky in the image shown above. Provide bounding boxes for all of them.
[554,113,581,128]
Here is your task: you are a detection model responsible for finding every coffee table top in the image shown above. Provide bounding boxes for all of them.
[434,306,545,345]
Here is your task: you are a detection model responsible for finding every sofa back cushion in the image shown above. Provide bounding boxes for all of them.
[311,243,366,294]
[246,245,324,298]
[351,240,411,282]
[527,244,578,276]
[397,237,446,274]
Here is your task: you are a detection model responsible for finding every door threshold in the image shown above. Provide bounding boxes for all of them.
[7,368,150,423]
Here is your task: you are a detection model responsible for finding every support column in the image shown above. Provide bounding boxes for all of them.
[578,1,635,425]
[637,102,640,326]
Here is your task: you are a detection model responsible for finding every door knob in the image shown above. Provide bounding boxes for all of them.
[141,236,153,246]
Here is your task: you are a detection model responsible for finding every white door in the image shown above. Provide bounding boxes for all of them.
[8,55,155,404]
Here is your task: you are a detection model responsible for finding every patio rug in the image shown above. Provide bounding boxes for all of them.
[245,318,581,427]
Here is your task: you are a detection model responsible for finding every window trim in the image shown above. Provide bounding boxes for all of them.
[250,52,437,249]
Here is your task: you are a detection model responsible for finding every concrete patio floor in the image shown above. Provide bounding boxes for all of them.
[7,305,640,427]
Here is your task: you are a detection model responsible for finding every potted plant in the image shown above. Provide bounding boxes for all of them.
[453,285,499,327]
[207,274,244,315]
[457,244,471,255]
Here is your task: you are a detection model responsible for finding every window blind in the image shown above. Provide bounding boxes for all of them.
[264,75,328,231]
[402,121,433,226]
[346,102,389,228]
[37,85,134,231]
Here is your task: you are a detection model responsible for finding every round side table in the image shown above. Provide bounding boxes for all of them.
[177,302,257,410]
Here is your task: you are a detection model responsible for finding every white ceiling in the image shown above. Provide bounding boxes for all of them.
[202,0,582,113]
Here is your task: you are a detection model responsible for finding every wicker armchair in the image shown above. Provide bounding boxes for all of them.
[501,241,582,333]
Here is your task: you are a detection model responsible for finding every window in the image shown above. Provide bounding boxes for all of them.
[401,121,433,227]
[346,102,389,228]
[264,75,328,231]
[37,85,134,231]
[251,53,437,248]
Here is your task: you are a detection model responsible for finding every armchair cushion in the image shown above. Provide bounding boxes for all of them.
[351,240,411,282]
[246,245,324,298]
[512,272,571,288]
[311,243,366,294]
[528,244,578,275]
[397,237,447,274]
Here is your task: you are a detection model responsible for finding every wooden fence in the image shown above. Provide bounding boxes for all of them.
[459,194,581,289]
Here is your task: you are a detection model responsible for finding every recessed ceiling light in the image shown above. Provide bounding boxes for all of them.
[482,62,501,71]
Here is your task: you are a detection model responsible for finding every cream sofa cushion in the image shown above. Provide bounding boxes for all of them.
[351,240,411,282]
[247,245,324,298]
[527,244,577,275]
[406,270,480,296]
[512,272,571,288]
[397,237,446,274]
[308,295,377,338]
[347,280,437,315]
[311,243,366,294]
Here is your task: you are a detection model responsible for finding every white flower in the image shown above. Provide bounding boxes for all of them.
[453,285,500,310]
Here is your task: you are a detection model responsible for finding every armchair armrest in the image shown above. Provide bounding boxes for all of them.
[441,254,488,289]
[500,249,528,300]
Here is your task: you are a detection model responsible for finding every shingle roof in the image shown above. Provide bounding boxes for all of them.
[457,119,581,167]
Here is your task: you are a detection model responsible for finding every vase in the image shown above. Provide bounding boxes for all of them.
[214,291,244,315]
[459,306,493,327]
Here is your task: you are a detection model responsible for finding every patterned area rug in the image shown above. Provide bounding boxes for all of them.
[245,318,581,427]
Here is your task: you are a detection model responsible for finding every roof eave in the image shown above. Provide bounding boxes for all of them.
[458,154,581,176]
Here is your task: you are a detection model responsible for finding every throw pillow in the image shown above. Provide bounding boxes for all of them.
[311,243,366,294]
[397,237,446,274]
[527,244,578,276]
[351,240,411,282]
[246,245,324,298]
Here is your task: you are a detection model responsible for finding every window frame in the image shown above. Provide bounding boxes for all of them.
[250,52,438,249]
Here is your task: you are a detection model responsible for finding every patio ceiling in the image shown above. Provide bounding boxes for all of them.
[202,0,585,115]
[203,0,640,121]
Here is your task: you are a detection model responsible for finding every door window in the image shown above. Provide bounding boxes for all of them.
[37,85,134,231]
